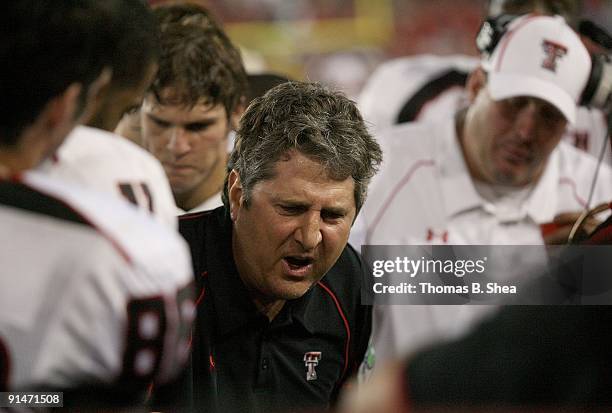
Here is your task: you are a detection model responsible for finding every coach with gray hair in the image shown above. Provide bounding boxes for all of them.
[176,81,382,412]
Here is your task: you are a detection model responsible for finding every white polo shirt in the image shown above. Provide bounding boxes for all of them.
[183,191,223,214]
[351,117,612,367]
[358,54,610,164]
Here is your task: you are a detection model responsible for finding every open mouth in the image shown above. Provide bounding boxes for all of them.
[282,256,315,277]
[284,256,314,268]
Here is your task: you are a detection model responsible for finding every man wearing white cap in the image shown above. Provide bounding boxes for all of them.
[351,14,611,371]
[358,0,611,165]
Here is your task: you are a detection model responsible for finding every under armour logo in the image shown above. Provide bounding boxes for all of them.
[427,228,448,243]
[304,351,322,381]
[541,39,567,72]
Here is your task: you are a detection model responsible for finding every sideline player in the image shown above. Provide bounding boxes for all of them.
[0,1,194,409]
[39,0,179,229]
[358,0,611,164]
[352,14,611,371]
[114,2,226,147]
[141,8,248,212]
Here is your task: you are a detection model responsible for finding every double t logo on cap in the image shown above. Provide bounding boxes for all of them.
[541,39,568,72]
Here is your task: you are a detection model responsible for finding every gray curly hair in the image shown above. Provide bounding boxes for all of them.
[222,81,382,215]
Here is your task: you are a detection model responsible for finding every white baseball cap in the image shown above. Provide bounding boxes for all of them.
[482,14,591,123]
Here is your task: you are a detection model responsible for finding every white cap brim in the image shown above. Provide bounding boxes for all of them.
[488,72,577,124]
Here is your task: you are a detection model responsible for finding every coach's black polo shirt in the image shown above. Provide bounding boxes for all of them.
[178,206,371,413]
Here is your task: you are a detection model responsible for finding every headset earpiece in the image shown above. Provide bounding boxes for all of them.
[580,53,612,110]
[475,14,520,59]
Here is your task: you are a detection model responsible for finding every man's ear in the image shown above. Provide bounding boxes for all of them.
[228,169,243,221]
[42,82,83,131]
[229,97,246,131]
[77,67,113,125]
[466,66,487,103]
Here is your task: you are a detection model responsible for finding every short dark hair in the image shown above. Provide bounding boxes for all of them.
[109,0,160,89]
[87,0,160,130]
[1,0,117,146]
[148,15,247,116]
[223,81,383,214]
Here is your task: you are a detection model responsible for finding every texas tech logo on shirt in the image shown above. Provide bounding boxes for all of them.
[541,39,567,72]
[303,351,322,381]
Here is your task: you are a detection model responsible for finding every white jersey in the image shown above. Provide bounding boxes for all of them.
[39,125,180,229]
[182,191,223,214]
[0,172,194,403]
[351,118,612,369]
[358,54,611,164]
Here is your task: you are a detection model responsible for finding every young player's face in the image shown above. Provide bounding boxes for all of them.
[141,90,231,197]
[464,89,567,187]
[229,150,356,303]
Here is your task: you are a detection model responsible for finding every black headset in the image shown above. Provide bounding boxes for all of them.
[476,13,612,241]
[475,13,612,112]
